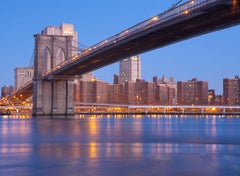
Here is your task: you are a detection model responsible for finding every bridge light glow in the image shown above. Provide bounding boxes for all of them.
[211,107,216,111]
[233,0,237,8]
[190,0,194,4]
[152,16,158,21]
[184,10,189,15]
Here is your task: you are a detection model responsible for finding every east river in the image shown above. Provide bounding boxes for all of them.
[0,115,240,176]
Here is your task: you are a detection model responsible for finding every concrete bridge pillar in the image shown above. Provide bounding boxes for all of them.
[32,34,75,116]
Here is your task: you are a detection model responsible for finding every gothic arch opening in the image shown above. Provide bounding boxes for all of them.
[55,48,66,66]
[42,47,52,73]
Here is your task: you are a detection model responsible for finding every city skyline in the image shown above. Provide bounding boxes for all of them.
[1,0,239,94]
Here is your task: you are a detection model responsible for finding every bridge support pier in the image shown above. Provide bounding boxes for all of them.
[32,34,75,116]
[33,78,74,116]
[52,80,74,115]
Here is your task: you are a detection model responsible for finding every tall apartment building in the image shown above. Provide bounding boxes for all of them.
[223,75,240,105]
[107,84,124,104]
[153,75,177,105]
[42,23,93,80]
[78,79,108,103]
[14,67,34,90]
[119,55,141,84]
[177,78,208,105]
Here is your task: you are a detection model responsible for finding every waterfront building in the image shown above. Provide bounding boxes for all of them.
[119,55,141,84]
[134,80,156,105]
[1,85,14,97]
[124,82,135,104]
[123,79,171,105]
[177,78,208,105]
[94,80,108,103]
[223,75,240,105]
[79,81,94,103]
[107,84,124,104]
[145,82,157,105]
[168,86,177,105]
[75,74,177,106]
[153,75,177,105]
[157,84,169,105]
[196,80,209,105]
[79,72,93,82]
[77,79,108,103]
[215,95,224,105]
[113,74,119,84]
[208,89,216,105]
[73,79,81,102]
[42,23,93,80]
[14,67,34,90]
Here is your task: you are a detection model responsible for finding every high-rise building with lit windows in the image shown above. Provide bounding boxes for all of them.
[119,55,141,84]
[223,75,240,105]
[177,78,208,105]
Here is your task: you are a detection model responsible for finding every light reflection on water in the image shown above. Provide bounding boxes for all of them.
[0,115,240,176]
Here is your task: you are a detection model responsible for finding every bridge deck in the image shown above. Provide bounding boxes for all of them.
[10,0,240,102]
[48,0,240,76]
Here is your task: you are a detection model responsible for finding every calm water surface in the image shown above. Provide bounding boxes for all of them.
[0,115,240,176]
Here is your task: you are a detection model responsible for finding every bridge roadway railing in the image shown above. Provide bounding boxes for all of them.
[42,0,220,77]
[16,80,33,91]
[9,80,33,98]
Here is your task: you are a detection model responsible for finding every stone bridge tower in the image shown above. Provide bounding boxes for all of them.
[32,24,77,116]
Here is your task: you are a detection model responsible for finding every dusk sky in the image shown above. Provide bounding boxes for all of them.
[0,0,239,94]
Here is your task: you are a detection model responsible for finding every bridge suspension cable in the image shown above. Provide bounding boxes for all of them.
[45,39,88,54]
[28,50,34,66]
[170,0,185,9]
[72,39,89,52]
[170,0,183,9]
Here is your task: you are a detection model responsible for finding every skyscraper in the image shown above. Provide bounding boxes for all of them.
[119,55,141,84]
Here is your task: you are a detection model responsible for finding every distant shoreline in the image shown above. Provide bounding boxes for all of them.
[1,111,240,117]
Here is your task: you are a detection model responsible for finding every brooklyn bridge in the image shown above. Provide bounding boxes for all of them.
[3,0,240,115]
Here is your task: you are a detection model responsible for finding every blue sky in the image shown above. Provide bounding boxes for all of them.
[0,0,239,94]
